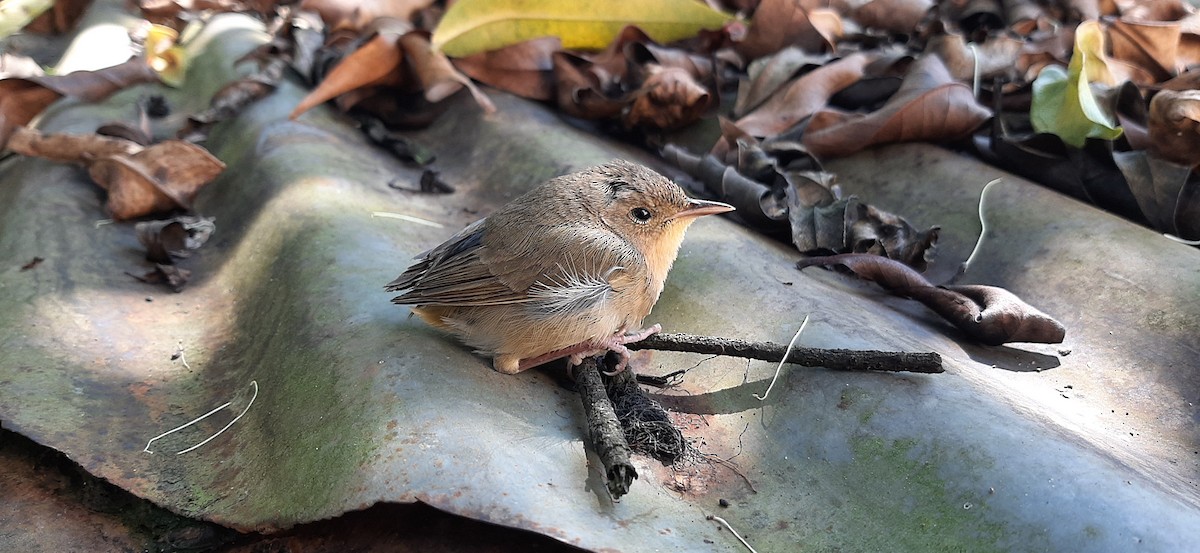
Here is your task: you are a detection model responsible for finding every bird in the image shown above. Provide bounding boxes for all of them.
[385,159,734,375]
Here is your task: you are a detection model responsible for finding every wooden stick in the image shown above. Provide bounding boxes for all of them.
[628,333,943,374]
[575,357,637,499]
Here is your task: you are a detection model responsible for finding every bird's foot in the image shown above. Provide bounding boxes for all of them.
[594,324,662,376]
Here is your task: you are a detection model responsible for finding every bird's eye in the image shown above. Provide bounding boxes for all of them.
[630,207,653,224]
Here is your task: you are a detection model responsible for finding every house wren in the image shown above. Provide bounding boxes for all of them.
[386,160,734,374]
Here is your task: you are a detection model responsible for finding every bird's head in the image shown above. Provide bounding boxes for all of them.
[587,160,734,271]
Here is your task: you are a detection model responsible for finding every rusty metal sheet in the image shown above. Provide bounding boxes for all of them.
[2,10,1199,553]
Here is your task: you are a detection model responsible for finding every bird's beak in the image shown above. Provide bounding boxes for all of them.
[671,198,735,220]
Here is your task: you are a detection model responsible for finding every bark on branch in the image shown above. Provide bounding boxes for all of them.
[628,332,943,374]
[574,357,637,499]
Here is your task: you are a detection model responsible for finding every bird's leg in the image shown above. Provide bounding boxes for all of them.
[573,323,667,374]
[514,324,663,374]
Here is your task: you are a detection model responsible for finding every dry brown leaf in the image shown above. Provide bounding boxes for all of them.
[1148,89,1200,168]
[736,0,838,60]
[1017,30,1073,82]
[628,42,713,81]
[1179,32,1200,68]
[7,126,141,161]
[733,47,824,117]
[552,52,627,120]
[181,57,286,141]
[0,58,159,148]
[926,31,1022,83]
[587,26,652,89]
[290,32,404,119]
[130,263,192,292]
[24,0,92,34]
[89,140,225,219]
[453,37,560,101]
[801,54,991,159]
[300,0,435,32]
[1002,0,1048,35]
[1108,18,1180,82]
[623,64,712,130]
[854,0,933,35]
[1116,0,1192,21]
[136,215,216,264]
[137,0,277,30]
[797,253,1066,345]
[7,126,224,219]
[398,31,495,112]
[726,52,876,146]
[1159,67,1200,90]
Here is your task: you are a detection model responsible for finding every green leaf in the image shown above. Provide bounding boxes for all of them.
[431,0,735,57]
[1030,20,1122,148]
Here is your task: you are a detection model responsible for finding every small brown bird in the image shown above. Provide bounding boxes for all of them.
[386,160,734,374]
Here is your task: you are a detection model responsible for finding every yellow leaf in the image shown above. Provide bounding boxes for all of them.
[432,0,735,57]
[145,24,189,87]
[1030,20,1122,147]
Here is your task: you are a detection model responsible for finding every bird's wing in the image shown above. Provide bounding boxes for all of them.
[386,218,529,306]
[388,218,641,314]
[482,223,643,316]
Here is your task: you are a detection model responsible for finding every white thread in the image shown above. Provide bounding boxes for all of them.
[143,380,258,455]
[708,515,760,553]
[753,316,809,402]
[969,43,981,98]
[962,178,1002,274]
[1163,234,1200,245]
[370,211,444,228]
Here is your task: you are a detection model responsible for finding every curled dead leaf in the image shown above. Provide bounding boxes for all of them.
[399,31,495,112]
[89,140,225,219]
[1112,150,1200,239]
[716,52,876,158]
[291,28,494,121]
[300,0,435,32]
[801,54,991,159]
[1107,18,1181,82]
[129,263,192,292]
[1147,89,1200,169]
[453,37,560,101]
[0,58,160,148]
[7,126,140,162]
[797,253,1066,345]
[552,52,627,120]
[733,47,823,117]
[290,31,405,119]
[926,30,1022,83]
[136,215,216,264]
[623,64,712,130]
[854,0,934,35]
[181,57,285,142]
[662,143,789,230]
[8,126,224,219]
[736,0,840,60]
